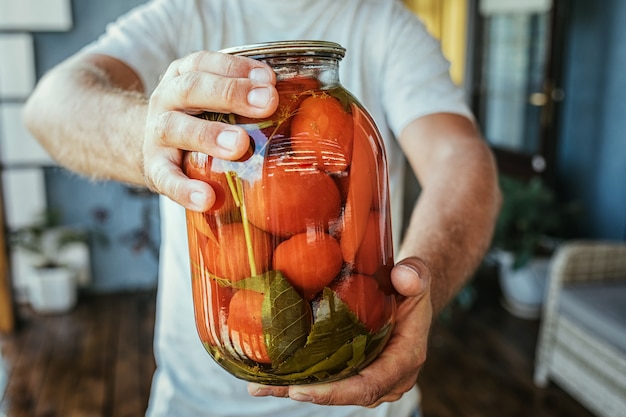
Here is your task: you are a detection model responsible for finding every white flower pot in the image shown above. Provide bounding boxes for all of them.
[496,250,551,319]
[28,267,78,314]
[58,242,91,286]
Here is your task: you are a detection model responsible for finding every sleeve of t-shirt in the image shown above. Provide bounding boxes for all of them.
[79,0,187,93]
[381,3,474,138]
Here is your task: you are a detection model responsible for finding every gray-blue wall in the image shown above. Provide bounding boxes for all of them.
[33,0,146,75]
[556,0,626,241]
[33,0,159,292]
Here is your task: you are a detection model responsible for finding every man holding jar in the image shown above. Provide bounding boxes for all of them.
[23,0,501,416]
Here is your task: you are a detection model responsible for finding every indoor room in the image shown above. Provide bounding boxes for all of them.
[1,0,624,416]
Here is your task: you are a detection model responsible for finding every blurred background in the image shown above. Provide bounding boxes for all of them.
[0,0,624,416]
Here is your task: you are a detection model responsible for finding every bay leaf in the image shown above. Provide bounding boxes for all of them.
[274,288,369,375]
[261,270,312,364]
[346,334,367,368]
[229,271,271,293]
[284,339,354,381]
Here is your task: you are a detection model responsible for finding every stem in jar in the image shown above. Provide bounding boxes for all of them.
[237,175,258,277]
[226,171,257,277]
[225,172,242,208]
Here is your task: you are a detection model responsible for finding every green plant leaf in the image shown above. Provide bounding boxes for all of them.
[274,288,369,375]
[346,334,368,368]
[282,336,367,381]
[492,175,579,269]
[261,270,312,364]
[230,271,271,292]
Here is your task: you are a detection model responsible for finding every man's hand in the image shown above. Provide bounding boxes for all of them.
[142,51,279,211]
[248,257,432,407]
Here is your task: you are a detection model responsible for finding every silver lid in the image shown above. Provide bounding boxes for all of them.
[219,40,346,59]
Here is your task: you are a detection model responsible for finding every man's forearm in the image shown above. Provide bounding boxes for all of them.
[398,115,501,314]
[23,55,148,186]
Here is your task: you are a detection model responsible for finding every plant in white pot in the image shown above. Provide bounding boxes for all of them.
[9,210,89,314]
[491,175,577,319]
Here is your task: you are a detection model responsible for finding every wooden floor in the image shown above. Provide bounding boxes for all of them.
[0,291,156,417]
[417,267,595,417]
[0,267,596,417]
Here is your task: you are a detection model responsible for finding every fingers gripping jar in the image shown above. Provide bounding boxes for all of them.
[183,41,396,385]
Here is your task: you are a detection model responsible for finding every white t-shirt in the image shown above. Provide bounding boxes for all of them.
[82,1,472,416]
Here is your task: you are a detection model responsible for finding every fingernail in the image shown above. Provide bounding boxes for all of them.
[397,263,421,277]
[252,387,274,397]
[290,392,314,402]
[249,67,272,83]
[216,129,239,151]
[397,259,430,290]
[248,87,271,108]
[190,191,207,209]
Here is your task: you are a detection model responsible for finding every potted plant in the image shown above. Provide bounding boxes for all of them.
[490,175,577,318]
[9,209,89,314]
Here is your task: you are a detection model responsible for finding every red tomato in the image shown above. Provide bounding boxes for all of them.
[339,118,374,263]
[331,274,393,333]
[351,103,383,210]
[227,289,271,364]
[246,160,341,237]
[273,232,343,300]
[203,222,273,281]
[290,94,354,173]
[353,211,382,276]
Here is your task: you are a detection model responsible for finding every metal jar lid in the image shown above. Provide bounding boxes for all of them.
[219,40,346,60]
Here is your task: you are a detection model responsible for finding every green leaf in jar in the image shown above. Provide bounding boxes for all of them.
[347,333,368,369]
[229,270,271,293]
[289,334,368,382]
[261,270,313,365]
[274,287,369,375]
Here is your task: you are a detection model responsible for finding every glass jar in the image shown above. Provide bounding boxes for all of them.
[183,40,396,385]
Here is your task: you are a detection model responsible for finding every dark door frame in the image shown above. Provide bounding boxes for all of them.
[468,0,569,186]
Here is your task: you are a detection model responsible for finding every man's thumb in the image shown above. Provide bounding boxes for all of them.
[390,257,431,298]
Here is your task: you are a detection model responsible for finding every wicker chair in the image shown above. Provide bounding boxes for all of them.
[534,240,626,417]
